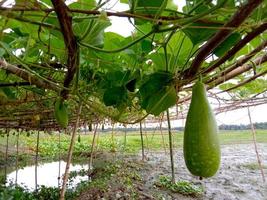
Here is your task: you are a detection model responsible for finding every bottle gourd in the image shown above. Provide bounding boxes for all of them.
[183,80,220,178]
[54,98,69,128]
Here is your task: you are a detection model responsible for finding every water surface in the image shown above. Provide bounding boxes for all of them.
[2,161,89,190]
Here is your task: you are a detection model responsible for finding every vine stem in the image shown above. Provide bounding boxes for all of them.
[60,103,82,200]
[167,109,175,183]
[247,107,265,182]
[51,0,79,100]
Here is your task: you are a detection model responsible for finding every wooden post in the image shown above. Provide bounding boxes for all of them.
[60,103,82,200]
[247,107,265,182]
[15,130,20,185]
[35,131,40,191]
[88,123,99,175]
[143,120,149,153]
[140,121,145,161]
[58,130,63,188]
[123,124,127,151]
[159,116,167,153]
[167,109,175,183]
[4,128,9,184]
[111,123,115,152]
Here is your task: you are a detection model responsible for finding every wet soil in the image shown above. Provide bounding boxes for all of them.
[77,143,267,200]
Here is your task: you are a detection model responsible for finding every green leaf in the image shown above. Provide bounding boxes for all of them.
[38,0,53,8]
[139,71,173,109]
[103,86,127,107]
[120,0,128,3]
[69,0,96,10]
[1,87,16,100]
[137,0,165,7]
[12,27,28,37]
[183,22,220,45]
[166,0,178,10]
[0,48,5,57]
[219,82,236,91]
[103,32,125,49]
[167,32,195,68]
[146,86,177,116]
[126,79,137,92]
[106,70,131,87]
[218,0,235,8]
[47,35,65,60]
[133,0,167,24]
[24,87,46,96]
[15,0,42,8]
[148,53,175,72]
[74,18,111,47]
[213,32,241,57]
[141,39,152,54]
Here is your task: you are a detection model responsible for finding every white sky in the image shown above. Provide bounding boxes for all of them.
[105,0,186,36]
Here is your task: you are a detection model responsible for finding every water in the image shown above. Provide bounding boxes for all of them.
[2,161,89,191]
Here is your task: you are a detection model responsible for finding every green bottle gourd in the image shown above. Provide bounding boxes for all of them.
[54,98,69,128]
[183,80,221,178]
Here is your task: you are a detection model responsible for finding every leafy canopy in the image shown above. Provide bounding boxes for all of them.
[0,0,266,129]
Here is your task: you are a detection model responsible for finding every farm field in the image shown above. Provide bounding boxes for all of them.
[0,130,267,199]
[1,130,267,158]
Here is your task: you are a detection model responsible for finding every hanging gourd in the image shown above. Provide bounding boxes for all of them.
[183,80,221,178]
[54,98,69,128]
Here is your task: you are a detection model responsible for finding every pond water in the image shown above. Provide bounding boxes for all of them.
[1,161,89,191]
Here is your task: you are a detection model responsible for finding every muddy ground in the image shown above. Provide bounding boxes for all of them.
[77,143,267,200]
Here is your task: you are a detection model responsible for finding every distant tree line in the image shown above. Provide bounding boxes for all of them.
[218,122,267,130]
[93,122,267,133]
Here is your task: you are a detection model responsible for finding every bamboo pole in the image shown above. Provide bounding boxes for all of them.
[60,103,82,200]
[95,124,101,151]
[35,131,40,191]
[58,129,63,188]
[4,128,9,184]
[247,107,265,182]
[143,120,149,154]
[88,123,99,173]
[123,124,127,152]
[159,116,167,153]
[111,123,115,152]
[167,109,175,183]
[140,121,145,161]
[15,130,20,185]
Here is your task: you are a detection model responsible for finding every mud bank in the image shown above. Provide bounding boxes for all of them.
[139,143,267,200]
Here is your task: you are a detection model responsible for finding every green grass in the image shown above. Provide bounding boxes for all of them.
[218,130,267,144]
[155,175,203,196]
[0,130,266,159]
[240,163,267,170]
